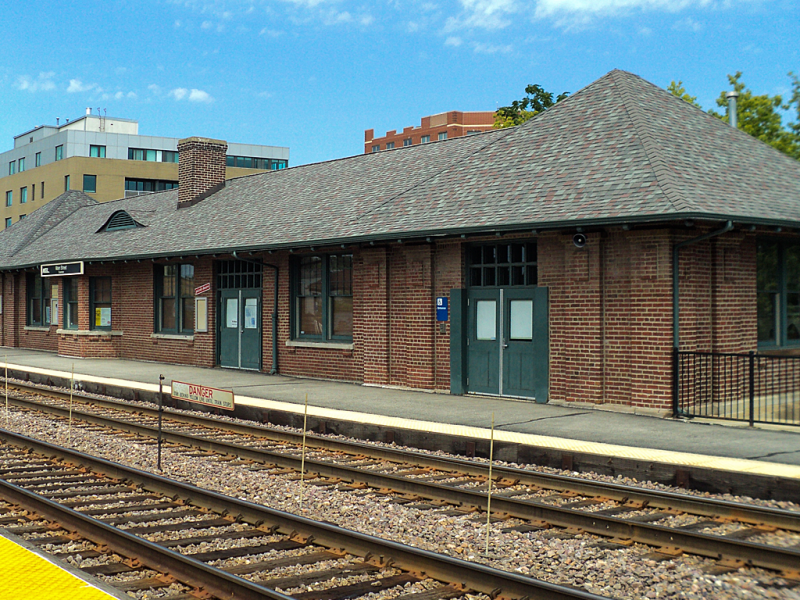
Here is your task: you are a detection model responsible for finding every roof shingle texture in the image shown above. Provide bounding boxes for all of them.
[1,69,799,269]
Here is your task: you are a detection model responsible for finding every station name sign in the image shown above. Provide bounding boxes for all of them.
[171,380,235,411]
[41,261,84,277]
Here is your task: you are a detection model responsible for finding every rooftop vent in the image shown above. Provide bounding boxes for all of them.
[99,210,142,232]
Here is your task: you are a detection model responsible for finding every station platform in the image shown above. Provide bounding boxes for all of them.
[2,348,800,486]
[0,530,123,600]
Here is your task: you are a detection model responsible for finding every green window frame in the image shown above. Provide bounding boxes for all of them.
[18,157,24,172]
[155,264,195,334]
[20,187,27,204]
[35,152,41,167]
[4,218,11,229]
[64,175,70,191]
[5,191,11,207]
[89,145,106,158]
[90,277,112,330]
[83,175,97,194]
[468,242,538,288]
[64,278,79,330]
[26,273,52,327]
[293,254,353,341]
[55,145,63,161]
[757,240,800,347]
[8,161,15,175]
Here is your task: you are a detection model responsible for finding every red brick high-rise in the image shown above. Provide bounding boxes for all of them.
[365,111,495,153]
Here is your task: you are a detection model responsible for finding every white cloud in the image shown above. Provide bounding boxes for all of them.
[445,36,463,46]
[534,0,711,18]
[188,89,214,102]
[14,72,56,92]
[472,41,513,53]
[168,87,214,103]
[447,0,519,31]
[148,84,162,94]
[672,16,703,31]
[67,79,96,93]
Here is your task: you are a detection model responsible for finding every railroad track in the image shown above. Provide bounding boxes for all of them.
[0,430,606,600]
[3,381,800,587]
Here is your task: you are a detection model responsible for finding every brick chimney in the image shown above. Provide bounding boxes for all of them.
[177,137,227,209]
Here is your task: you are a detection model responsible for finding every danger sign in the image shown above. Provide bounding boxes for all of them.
[171,380,234,410]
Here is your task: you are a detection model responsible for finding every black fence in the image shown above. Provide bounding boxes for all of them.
[673,350,800,426]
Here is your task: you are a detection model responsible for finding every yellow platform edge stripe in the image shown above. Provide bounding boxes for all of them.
[6,362,800,481]
[0,534,116,600]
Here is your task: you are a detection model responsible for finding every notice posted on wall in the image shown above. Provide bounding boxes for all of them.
[171,380,235,411]
[95,307,111,328]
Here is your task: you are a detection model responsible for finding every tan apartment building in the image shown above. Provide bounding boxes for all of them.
[2,110,289,228]
[364,111,495,153]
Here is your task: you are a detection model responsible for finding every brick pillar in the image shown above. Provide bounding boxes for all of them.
[177,137,227,208]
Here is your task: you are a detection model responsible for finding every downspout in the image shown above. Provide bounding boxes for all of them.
[672,221,733,415]
[232,252,279,375]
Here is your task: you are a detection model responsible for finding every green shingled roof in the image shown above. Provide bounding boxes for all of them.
[1,69,799,270]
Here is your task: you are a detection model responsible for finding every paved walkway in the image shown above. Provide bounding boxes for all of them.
[2,348,799,474]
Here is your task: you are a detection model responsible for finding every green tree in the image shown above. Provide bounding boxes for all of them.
[494,84,569,128]
[708,71,800,160]
[667,80,702,108]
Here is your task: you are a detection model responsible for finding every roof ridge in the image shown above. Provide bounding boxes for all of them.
[350,128,517,225]
[9,191,87,257]
[611,70,690,214]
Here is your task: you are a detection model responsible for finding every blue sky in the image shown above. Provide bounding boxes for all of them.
[1,0,797,167]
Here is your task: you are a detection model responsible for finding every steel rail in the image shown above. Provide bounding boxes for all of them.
[8,386,800,533]
[7,396,800,576]
[0,476,294,600]
[0,428,609,600]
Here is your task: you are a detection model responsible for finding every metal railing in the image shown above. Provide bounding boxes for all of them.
[674,349,800,426]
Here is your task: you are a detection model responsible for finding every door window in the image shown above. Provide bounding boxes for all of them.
[226,298,238,328]
[509,300,533,340]
[244,297,258,329]
[476,300,497,340]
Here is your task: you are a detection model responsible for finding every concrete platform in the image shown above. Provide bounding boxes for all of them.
[2,348,799,485]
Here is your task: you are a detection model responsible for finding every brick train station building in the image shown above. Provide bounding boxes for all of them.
[1,70,799,412]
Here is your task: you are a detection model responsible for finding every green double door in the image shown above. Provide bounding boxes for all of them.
[219,289,261,370]
[466,287,548,402]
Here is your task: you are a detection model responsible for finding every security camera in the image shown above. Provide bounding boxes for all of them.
[573,233,587,248]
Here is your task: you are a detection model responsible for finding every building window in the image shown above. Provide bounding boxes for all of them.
[403,138,412,147]
[18,157,25,172]
[27,274,52,326]
[31,184,35,200]
[35,152,41,167]
[20,187,27,204]
[64,278,79,329]
[467,130,483,135]
[89,145,106,158]
[438,132,448,141]
[19,214,25,219]
[55,145,63,161]
[41,182,44,198]
[469,242,538,287]
[293,254,353,341]
[371,145,380,153]
[64,175,70,191]
[421,135,430,143]
[5,191,11,206]
[4,218,10,229]
[225,156,287,170]
[757,240,800,347]
[90,277,112,330]
[155,264,194,334]
[8,161,15,176]
[128,148,178,163]
[386,141,395,150]
[83,175,97,194]
[124,178,178,196]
